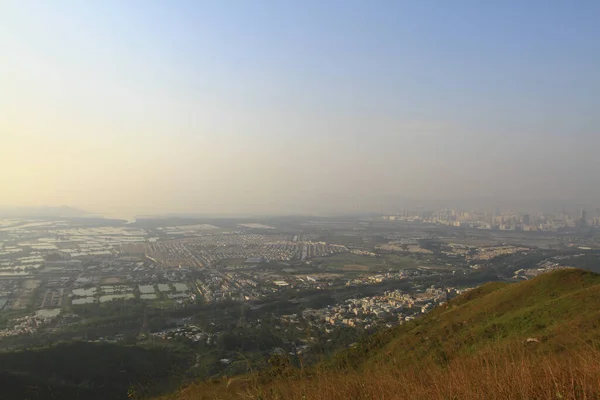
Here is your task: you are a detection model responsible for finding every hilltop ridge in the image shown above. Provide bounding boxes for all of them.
[161,269,600,400]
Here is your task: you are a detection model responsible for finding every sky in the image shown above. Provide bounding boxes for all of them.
[1,1,599,217]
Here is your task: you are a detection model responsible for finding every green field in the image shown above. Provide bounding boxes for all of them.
[312,253,383,271]
[311,252,454,274]
[312,252,437,272]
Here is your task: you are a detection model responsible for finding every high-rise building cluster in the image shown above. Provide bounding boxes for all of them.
[382,207,600,232]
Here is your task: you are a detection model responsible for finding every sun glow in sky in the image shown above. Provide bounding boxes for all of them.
[1,1,599,216]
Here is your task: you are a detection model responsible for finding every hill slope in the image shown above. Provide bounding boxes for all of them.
[162,269,600,400]
[0,341,193,400]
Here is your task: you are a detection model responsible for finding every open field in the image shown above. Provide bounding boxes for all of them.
[313,252,449,273]
[380,254,422,269]
[100,277,123,284]
[438,231,568,249]
[337,264,369,271]
[312,253,384,272]
[22,279,41,289]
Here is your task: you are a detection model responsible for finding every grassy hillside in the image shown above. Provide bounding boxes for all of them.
[160,269,600,400]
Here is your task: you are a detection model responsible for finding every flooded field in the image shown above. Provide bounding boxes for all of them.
[139,285,156,294]
[174,283,188,292]
[73,288,96,296]
[158,284,171,292]
[101,285,132,294]
[99,293,134,303]
[168,293,190,299]
[72,297,95,305]
[0,271,31,276]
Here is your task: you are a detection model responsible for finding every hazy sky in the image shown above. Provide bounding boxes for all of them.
[1,1,599,216]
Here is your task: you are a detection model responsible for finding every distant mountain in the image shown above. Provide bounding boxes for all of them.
[0,206,93,218]
[160,269,600,400]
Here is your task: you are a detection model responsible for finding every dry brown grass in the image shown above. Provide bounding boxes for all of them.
[158,270,600,400]
[165,344,600,400]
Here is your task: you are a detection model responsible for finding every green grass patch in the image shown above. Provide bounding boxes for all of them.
[312,253,384,271]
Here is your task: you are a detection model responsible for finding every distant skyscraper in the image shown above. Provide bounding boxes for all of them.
[580,209,587,226]
[522,214,531,225]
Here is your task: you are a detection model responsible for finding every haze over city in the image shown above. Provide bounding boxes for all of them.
[2,1,599,217]
[5,2,600,400]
